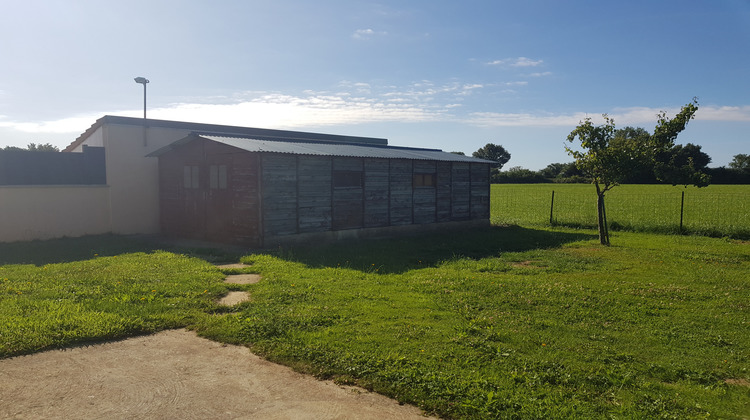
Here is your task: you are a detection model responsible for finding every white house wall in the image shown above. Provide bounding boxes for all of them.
[98,123,193,235]
[0,185,111,242]
[70,128,103,151]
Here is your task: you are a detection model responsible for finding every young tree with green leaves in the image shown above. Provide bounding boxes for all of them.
[566,99,700,245]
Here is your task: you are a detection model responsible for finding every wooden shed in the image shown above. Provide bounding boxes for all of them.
[150,133,492,247]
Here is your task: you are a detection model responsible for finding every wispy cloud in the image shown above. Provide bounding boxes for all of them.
[487,57,544,67]
[466,112,587,127]
[352,28,387,40]
[0,114,103,134]
[694,105,750,121]
[465,105,750,128]
[526,71,553,77]
[2,90,748,137]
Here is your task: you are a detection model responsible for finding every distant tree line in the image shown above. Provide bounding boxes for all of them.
[2,143,59,152]
[473,144,749,185]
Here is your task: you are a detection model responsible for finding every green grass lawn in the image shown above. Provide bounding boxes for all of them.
[2,228,747,419]
[0,235,232,356]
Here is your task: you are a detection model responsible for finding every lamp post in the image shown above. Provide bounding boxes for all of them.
[134,77,149,119]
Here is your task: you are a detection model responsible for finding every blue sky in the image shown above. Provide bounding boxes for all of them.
[1,0,748,169]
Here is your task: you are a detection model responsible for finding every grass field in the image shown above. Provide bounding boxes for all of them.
[491,184,750,238]
[1,228,748,419]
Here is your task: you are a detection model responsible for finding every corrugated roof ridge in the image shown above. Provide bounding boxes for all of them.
[198,135,495,164]
[202,133,444,152]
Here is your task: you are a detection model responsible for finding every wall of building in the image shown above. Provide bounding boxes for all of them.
[0,146,105,186]
[157,137,262,246]
[260,154,491,242]
[97,123,194,235]
[0,185,111,243]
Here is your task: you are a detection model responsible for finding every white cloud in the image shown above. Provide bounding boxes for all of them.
[513,57,543,67]
[526,71,553,77]
[465,105,750,128]
[352,28,387,40]
[0,114,105,134]
[466,112,588,127]
[695,105,750,122]
[3,87,749,138]
[338,81,372,94]
[152,92,443,127]
[487,57,543,67]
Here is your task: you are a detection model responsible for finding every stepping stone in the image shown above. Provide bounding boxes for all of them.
[215,263,251,269]
[218,291,250,306]
[224,274,261,284]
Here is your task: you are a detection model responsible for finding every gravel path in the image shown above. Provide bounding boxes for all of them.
[1,330,433,420]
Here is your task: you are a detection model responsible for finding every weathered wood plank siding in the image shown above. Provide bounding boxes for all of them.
[158,138,205,238]
[470,163,490,220]
[332,157,364,230]
[450,162,471,220]
[436,162,452,222]
[158,150,187,236]
[261,154,298,236]
[389,160,413,225]
[413,160,437,224]
[230,153,261,245]
[297,156,332,233]
[364,158,390,227]
[159,137,491,246]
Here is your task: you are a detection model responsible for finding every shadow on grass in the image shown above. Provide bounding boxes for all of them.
[269,225,597,274]
[0,234,240,266]
[0,226,596,270]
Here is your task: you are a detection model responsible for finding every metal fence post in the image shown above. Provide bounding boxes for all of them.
[550,190,555,225]
[680,191,685,232]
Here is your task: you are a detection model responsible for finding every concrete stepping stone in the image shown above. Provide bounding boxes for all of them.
[224,274,261,284]
[218,291,250,306]
[215,263,251,270]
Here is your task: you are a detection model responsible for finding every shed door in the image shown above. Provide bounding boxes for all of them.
[182,163,206,236]
[205,155,233,242]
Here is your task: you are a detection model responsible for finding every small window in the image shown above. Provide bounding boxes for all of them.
[209,165,227,190]
[413,173,436,187]
[184,166,200,189]
[334,171,363,188]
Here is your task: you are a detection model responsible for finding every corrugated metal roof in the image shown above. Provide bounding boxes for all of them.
[196,135,494,163]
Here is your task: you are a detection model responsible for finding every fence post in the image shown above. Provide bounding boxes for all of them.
[549,190,555,225]
[680,191,685,232]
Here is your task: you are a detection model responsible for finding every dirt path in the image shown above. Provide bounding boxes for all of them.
[0,330,433,420]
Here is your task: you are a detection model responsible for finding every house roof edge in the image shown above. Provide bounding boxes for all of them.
[64,115,389,152]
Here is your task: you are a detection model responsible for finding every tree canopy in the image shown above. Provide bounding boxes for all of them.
[729,154,750,172]
[565,99,701,245]
[472,143,511,169]
[2,143,59,152]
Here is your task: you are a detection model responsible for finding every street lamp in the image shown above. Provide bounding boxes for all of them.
[134,77,149,119]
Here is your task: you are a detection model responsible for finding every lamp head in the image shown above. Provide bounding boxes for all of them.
[134,77,149,84]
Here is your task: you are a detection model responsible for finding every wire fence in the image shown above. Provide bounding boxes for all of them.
[491,187,750,238]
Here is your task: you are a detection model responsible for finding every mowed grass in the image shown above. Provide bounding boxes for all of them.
[0,235,230,356]
[492,184,750,238]
[196,228,749,419]
[1,228,749,418]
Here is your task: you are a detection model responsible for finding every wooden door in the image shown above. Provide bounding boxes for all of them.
[205,155,233,242]
[182,163,207,238]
